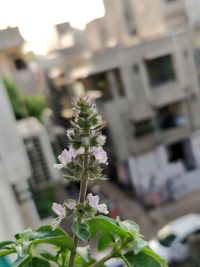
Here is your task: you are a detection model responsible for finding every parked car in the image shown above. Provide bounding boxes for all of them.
[149,214,200,264]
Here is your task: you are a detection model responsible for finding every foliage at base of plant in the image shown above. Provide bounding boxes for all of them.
[0,96,167,267]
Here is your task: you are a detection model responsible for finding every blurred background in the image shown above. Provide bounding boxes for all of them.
[1,0,200,266]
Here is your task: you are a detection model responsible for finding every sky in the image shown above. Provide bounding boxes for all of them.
[0,0,105,54]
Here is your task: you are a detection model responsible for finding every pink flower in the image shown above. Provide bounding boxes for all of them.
[73,147,84,156]
[87,193,99,209]
[83,95,94,106]
[52,203,66,217]
[58,149,71,165]
[87,193,108,214]
[54,147,84,169]
[92,147,108,164]
[51,202,66,230]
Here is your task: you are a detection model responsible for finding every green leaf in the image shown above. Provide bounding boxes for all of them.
[72,222,91,242]
[142,248,168,266]
[116,217,147,254]
[30,225,74,251]
[98,231,113,251]
[40,250,58,263]
[89,177,108,182]
[0,248,15,257]
[86,215,129,238]
[122,247,168,267]
[74,255,96,267]
[0,240,16,256]
[63,175,79,182]
[15,229,33,242]
[117,218,139,237]
[13,255,31,267]
[31,258,51,267]
[0,241,15,249]
[56,250,70,266]
[133,238,147,255]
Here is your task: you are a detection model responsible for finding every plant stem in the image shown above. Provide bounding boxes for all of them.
[89,251,117,267]
[68,146,89,267]
[79,147,89,203]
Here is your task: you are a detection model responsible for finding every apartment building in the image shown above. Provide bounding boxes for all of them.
[46,0,200,203]
[68,31,200,159]
[17,117,60,186]
[0,26,44,95]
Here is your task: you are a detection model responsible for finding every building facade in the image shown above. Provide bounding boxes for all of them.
[0,27,44,95]
[0,82,40,241]
[45,0,200,204]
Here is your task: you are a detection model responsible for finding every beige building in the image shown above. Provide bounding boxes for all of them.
[66,31,200,162]
[46,1,200,193]
[42,0,200,203]
[0,27,44,95]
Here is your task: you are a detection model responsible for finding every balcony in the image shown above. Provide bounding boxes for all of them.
[133,133,157,154]
[156,102,191,144]
[158,125,190,145]
[148,82,186,107]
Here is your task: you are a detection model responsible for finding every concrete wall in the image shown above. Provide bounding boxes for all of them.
[68,31,200,160]
[132,0,166,39]
[0,81,39,240]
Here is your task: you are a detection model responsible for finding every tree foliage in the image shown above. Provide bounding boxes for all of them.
[2,76,46,120]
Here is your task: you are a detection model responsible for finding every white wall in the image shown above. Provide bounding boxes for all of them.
[185,0,200,27]
[0,81,40,239]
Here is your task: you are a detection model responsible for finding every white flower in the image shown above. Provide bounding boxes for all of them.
[66,128,75,139]
[65,199,76,210]
[92,147,108,164]
[51,202,66,230]
[97,134,106,146]
[54,147,84,169]
[97,204,109,214]
[87,193,109,214]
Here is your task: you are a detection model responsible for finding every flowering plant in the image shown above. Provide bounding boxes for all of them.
[0,96,167,267]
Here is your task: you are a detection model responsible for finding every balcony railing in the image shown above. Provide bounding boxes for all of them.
[158,125,191,145]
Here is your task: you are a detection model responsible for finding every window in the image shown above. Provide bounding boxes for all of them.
[78,68,125,101]
[92,72,112,100]
[134,119,154,138]
[145,55,175,87]
[158,233,177,247]
[123,0,136,36]
[157,227,177,247]
[133,64,139,74]
[112,69,125,97]
[14,58,27,70]
[181,229,200,244]
[79,72,112,101]
[157,103,187,130]
[24,136,52,184]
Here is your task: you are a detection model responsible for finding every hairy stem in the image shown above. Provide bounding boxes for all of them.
[79,147,89,203]
[90,251,117,267]
[68,146,89,267]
